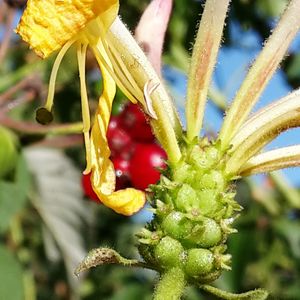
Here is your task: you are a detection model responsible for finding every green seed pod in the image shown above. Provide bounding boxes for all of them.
[175,184,198,212]
[0,126,18,178]
[172,162,195,183]
[193,218,222,248]
[162,212,193,239]
[154,236,185,268]
[188,145,208,168]
[197,189,219,216]
[185,248,214,277]
[205,146,219,163]
[197,170,225,191]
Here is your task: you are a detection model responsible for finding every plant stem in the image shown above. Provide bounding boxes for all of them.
[0,6,16,65]
[270,172,300,209]
[0,112,83,135]
[153,267,186,300]
[0,61,44,93]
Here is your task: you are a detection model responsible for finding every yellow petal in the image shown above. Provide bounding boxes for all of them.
[89,40,145,216]
[100,189,146,216]
[16,0,119,58]
[90,40,116,195]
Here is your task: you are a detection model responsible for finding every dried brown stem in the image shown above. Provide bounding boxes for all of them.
[0,1,7,24]
[0,76,39,106]
[0,90,35,112]
[0,6,16,64]
[30,134,83,148]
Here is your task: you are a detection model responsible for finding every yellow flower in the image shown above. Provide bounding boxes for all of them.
[16,0,146,216]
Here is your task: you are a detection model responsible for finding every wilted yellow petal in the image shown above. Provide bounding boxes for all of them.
[16,0,118,58]
[90,41,116,195]
[101,189,146,216]
[89,41,145,216]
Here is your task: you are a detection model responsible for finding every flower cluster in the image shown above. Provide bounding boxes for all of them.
[17,0,300,298]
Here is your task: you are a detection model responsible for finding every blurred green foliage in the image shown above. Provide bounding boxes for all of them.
[0,0,300,299]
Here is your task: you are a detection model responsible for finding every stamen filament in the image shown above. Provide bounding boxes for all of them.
[44,39,75,111]
[86,19,142,104]
[109,17,183,140]
[107,40,145,103]
[92,44,140,104]
[77,42,92,174]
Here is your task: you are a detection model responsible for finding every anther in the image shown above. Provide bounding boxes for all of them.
[36,107,53,125]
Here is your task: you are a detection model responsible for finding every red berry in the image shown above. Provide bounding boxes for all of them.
[130,143,167,190]
[107,116,132,158]
[112,157,131,190]
[120,104,154,142]
[81,173,101,203]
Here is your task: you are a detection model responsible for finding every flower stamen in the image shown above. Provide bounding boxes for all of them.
[92,43,139,104]
[44,39,75,112]
[76,42,91,174]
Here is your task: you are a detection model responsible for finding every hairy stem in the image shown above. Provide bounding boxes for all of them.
[154,267,186,300]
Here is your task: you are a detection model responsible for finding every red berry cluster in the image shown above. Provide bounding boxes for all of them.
[82,103,167,202]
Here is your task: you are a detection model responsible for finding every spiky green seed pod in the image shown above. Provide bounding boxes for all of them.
[185,248,214,277]
[139,140,241,285]
[162,211,193,240]
[154,236,185,268]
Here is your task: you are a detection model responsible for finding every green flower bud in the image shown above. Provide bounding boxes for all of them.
[0,126,18,178]
[185,248,214,277]
[162,212,193,239]
[154,237,185,268]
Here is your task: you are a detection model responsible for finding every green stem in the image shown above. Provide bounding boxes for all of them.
[200,284,268,300]
[270,171,300,209]
[0,60,44,92]
[0,113,83,135]
[154,268,186,300]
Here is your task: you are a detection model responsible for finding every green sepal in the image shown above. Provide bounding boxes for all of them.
[200,285,268,300]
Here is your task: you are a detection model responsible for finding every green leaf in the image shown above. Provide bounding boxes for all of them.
[109,283,152,300]
[24,148,93,296]
[0,155,30,233]
[0,246,24,300]
[274,218,300,259]
[286,53,300,79]
[0,126,18,178]
[200,285,268,300]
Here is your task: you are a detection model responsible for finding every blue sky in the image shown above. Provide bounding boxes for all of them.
[163,20,300,187]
